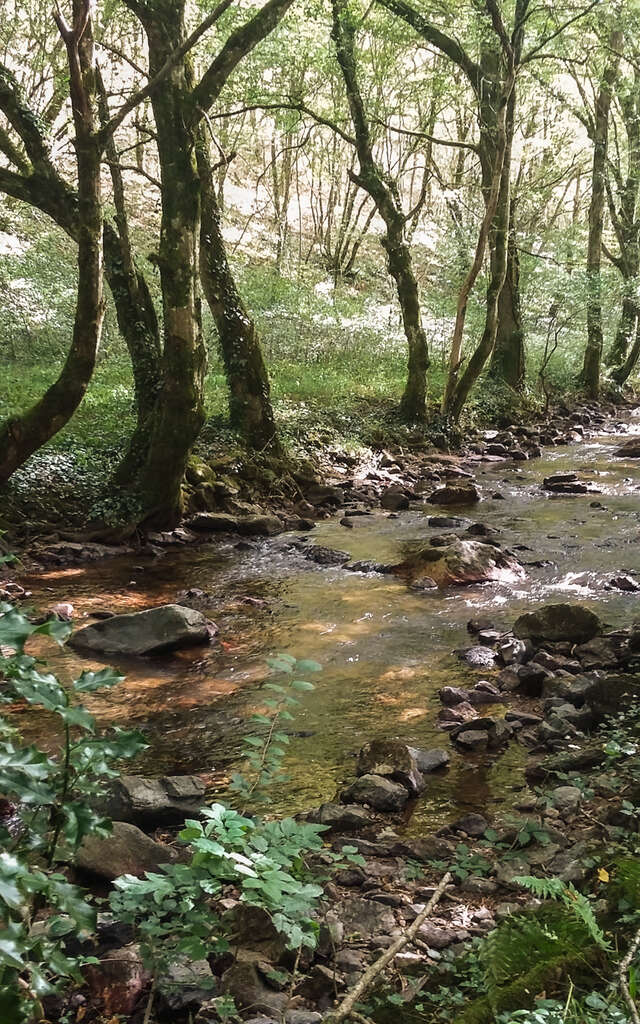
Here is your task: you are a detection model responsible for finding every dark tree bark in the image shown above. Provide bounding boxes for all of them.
[0,2,104,484]
[97,68,162,482]
[197,131,280,451]
[582,29,622,398]
[0,62,162,478]
[331,0,430,421]
[130,1,207,528]
[490,199,525,389]
[607,64,640,376]
[120,0,294,527]
[376,0,527,416]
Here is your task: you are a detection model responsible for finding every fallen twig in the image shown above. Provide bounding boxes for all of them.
[322,871,452,1024]
[619,920,640,1024]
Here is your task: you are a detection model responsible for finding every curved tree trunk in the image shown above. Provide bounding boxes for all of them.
[96,67,162,483]
[197,132,280,452]
[331,0,429,420]
[0,60,162,484]
[447,156,512,421]
[0,2,104,485]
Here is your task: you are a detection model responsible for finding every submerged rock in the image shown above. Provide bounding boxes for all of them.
[307,803,374,831]
[408,747,450,772]
[70,603,213,656]
[400,538,524,588]
[513,604,601,644]
[614,437,640,458]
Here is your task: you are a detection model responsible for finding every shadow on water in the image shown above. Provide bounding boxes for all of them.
[13,415,640,832]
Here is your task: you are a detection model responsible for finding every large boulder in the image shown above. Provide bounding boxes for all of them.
[513,604,601,645]
[400,538,524,588]
[76,821,177,880]
[99,775,206,828]
[70,604,213,655]
[356,738,424,794]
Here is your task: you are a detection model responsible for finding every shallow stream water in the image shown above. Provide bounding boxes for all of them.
[14,412,640,833]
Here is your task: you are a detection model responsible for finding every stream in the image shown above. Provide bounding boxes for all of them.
[14,411,640,834]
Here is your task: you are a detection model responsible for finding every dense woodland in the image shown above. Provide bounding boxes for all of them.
[0,0,638,525]
[5,3,640,1024]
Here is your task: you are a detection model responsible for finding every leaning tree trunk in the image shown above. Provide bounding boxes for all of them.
[582,31,622,398]
[96,68,162,483]
[443,50,515,421]
[331,0,429,420]
[0,2,104,485]
[133,6,207,528]
[447,157,512,421]
[197,132,280,452]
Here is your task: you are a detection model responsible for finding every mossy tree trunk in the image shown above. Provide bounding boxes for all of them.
[444,36,518,421]
[0,2,105,485]
[490,198,525,390]
[376,0,527,417]
[607,64,640,377]
[130,2,207,528]
[582,29,622,398]
[197,132,280,452]
[331,0,429,421]
[97,68,162,482]
[0,62,162,480]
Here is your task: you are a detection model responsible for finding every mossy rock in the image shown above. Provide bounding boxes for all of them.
[185,456,215,487]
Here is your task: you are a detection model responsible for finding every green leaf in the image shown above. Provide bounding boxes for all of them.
[296,659,323,673]
[73,667,124,693]
[290,680,314,692]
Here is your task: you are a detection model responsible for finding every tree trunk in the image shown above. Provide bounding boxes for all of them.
[96,68,162,483]
[447,148,512,421]
[197,131,280,452]
[331,0,429,420]
[612,304,640,383]
[0,3,104,485]
[608,294,638,368]
[490,205,525,390]
[582,30,622,398]
[133,4,207,528]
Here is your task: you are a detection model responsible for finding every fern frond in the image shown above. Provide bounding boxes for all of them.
[513,875,566,899]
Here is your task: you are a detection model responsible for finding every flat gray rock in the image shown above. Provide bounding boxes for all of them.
[70,603,212,655]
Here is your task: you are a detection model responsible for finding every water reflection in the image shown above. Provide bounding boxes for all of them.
[12,425,640,832]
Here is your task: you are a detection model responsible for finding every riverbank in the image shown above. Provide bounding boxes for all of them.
[6,399,640,1021]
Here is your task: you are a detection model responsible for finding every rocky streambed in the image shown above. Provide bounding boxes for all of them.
[7,400,640,1020]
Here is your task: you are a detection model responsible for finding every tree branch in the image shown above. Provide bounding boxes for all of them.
[323,873,452,1024]
[97,0,235,146]
[192,0,295,115]
[522,0,602,64]
[374,0,483,93]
